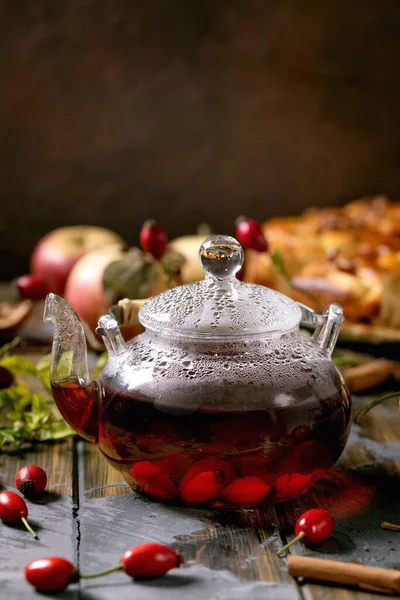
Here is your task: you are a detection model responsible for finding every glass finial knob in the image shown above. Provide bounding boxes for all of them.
[199,235,244,278]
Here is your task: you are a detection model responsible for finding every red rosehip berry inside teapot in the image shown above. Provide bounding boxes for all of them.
[45,235,351,508]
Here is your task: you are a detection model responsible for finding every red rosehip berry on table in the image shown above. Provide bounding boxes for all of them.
[140,220,168,260]
[277,508,334,556]
[25,557,79,592]
[0,491,38,539]
[79,542,183,582]
[294,508,334,544]
[16,274,49,300]
[235,216,268,252]
[121,542,182,579]
[25,543,183,591]
[16,464,47,499]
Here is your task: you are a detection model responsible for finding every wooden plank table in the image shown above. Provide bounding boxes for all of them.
[0,291,399,599]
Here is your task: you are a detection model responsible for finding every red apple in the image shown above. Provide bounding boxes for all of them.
[64,246,124,334]
[30,226,127,295]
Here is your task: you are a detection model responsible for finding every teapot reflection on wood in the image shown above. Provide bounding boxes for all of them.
[45,235,351,508]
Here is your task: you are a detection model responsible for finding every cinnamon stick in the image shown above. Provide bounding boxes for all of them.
[287,555,400,595]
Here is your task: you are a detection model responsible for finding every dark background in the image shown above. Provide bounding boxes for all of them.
[1,0,400,279]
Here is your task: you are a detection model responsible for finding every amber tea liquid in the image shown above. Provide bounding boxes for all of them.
[100,383,350,507]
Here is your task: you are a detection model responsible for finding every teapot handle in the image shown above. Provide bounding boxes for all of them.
[297,302,344,357]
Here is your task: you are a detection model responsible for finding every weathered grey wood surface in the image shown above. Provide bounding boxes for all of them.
[2,395,399,599]
[0,295,399,598]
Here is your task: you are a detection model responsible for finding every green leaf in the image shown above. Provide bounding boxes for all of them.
[0,355,37,376]
[0,429,17,445]
[19,394,35,410]
[36,354,52,392]
[0,388,16,410]
[43,420,75,440]
[25,411,50,430]
[0,382,29,410]
[0,340,76,453]
[11,379,31,398]
[102,247,160,303]
[31,392,49,414]
[7,410,23,421]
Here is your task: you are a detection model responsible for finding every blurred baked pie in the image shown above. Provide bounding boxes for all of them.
[243,196,400,342]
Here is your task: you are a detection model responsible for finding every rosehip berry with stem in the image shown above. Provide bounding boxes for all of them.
[16,274,49,300]
[0,491,38,539]
[235,216,268,252]
[140,220,168,260]
[25,557,79,592]
[16,464,47,499]
[81,542,183,581]
[277,508,334,557]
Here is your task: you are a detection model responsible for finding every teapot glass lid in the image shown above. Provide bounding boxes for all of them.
[139,235,302,337]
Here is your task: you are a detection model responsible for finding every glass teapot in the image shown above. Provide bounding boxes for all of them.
[45,235,351,508]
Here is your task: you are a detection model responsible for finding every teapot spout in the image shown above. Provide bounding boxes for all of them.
[44,293,100,442]
[44,293,90,385]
